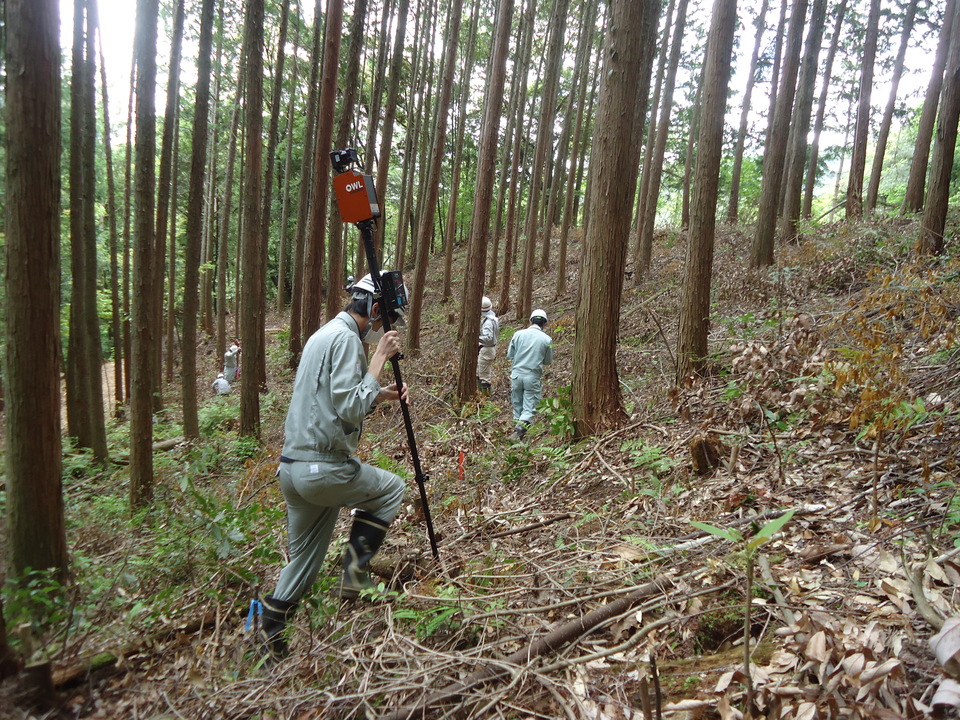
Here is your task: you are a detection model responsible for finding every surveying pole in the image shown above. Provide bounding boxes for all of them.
[331,148,440,562]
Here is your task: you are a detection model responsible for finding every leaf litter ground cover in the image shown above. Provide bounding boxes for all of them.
[3,218,960,719]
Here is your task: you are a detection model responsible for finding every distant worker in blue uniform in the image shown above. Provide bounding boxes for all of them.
[506,308,553,440]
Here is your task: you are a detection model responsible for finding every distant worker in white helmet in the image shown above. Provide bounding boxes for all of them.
[506,309,553,440]
[476,296,500,395]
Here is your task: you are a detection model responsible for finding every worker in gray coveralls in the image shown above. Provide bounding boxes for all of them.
[259,273,408,661]
[507,308,553,440]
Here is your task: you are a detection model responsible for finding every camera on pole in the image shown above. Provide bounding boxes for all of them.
[331,148,440,562]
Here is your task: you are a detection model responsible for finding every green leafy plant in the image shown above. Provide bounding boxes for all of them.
[539,384,575,438]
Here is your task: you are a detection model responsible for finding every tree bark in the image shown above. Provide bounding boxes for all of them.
[130,0,160,509]
[152,0,185,408]
[239,0,265,436]
[637,0,690,277]
[749,0,808,267]
[802,0,848,219]
[5,0,69,575]
[407,0,463,351]
[677,0,738,379]
[726,0,769,224]
[289,0,324,359]
[181,0,216,439]
[455,0,514,402]
[919,0,960,255]
[781,0,828,240]
[903,0,955,214]
[866,0,919,212]
[572,0,652,437]
[96,19,124,411]
[515,0,569,321]
[372,0,411,259]
[844,0,881,219]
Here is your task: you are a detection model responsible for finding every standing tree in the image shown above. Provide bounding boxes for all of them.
[571,0,652,437]
[407,0,463,351]
[845,0,881,219]
[726,0,769,224]
[302,0,343,338]
[919,0,960,255]
[780,0,828,241]
[5,0,69,575]
[677,0,738,379]
[636,0,690,277]
[902,0,956,213]
[517,0,568,310]
[66,0,108,461]
[456,0,515,402]
[866,0,919,212]
[130,0,160,509]
[240,0,266,436]
[802,0,848,219]
[749,0,808,267]
[181,0,216,439]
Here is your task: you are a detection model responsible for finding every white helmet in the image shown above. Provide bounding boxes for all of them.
[530,308,547,323]
[349,272,406,325]
[481,296,493,312]
[217,372,224,379]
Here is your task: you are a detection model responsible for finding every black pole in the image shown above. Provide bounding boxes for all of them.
[356,219,440,561]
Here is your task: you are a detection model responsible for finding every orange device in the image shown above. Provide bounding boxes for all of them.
[333,169,381,224]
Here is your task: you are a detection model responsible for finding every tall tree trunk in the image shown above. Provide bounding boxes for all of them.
[456,0,515,402]
[497,0,537,315]
[81,1,107,461]
[681,68,704,230]
[96,22,124,411]
[130,0,160,509]
[302,0,343,338]
[637,0,690,277]
[372,0,411,258]
[919,0,960,255]
[289,0,324,358]
[218,69,244,365]
[726,0,769,224]
[239,0,265,436]
[802,0,848,219]
[516,0,569,320]
[845,0,881,219]
[677,0,738,379]
[181,0,216,439]
[165,111,180,384]
[866,0,919,212]
[153,0,185,408]
[556,1,598,298]
[572,0,651,436]
[781,0,828,241]
[903,0,956,213]
[276,6,301,315]
[123,55,135,403]
[632,0,675,263]
[5,0,69,576]
[407,0,463,351]
[749,0,808,267]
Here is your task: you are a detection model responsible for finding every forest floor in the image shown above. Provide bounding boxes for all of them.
[4,216,960,719]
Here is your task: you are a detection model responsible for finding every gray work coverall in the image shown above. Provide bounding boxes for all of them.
[507,324,554,424]
[477,310,500,385]
[272,312,405,603]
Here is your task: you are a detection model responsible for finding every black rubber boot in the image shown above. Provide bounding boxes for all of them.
[339,511,390,599]
[259,595,298,662]
[511,421,528,440]
[478,380,491,395]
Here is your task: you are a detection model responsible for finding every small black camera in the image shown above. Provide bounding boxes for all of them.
[330,148,360,174]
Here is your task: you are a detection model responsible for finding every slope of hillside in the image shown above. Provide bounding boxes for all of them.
[4,217,960,719]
